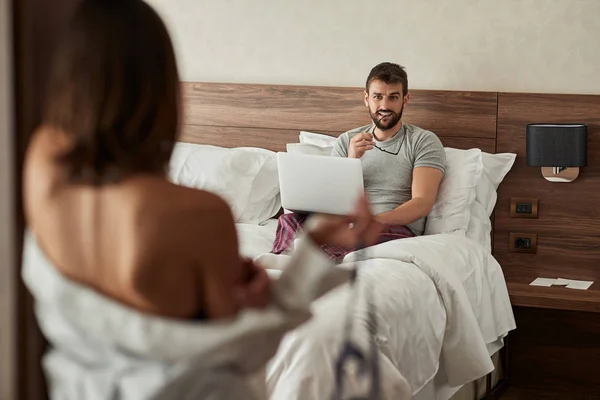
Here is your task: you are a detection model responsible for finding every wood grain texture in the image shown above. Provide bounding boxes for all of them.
[494,93,600,397]
[501,386,600,399]
[441,137,496,153]
[180,82,498,146]
[494,92,600,285]
[403,90,498,138]
[178,125,497,153]
[181,82,371,132]
[508,282,600,312]
[508,307,600,395]
[178,125,338,152]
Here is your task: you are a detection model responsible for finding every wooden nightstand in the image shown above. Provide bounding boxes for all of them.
[505,279,600,397]
[507,281,600,313]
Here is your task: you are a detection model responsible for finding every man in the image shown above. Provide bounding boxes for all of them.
[272,62,446,261]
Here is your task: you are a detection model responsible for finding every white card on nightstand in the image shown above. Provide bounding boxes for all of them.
[530,278,556,287]
[566,280,594,290]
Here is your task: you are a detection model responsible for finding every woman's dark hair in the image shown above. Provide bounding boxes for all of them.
[43,0,180,184]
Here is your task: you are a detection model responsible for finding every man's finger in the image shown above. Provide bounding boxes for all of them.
[353,132,371,142]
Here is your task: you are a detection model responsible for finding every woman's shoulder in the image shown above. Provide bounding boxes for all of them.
[153,181,232,215]
[23,126,71,217]
[25,125,72,166]
[135,182,239,279]
[141,181,236,236]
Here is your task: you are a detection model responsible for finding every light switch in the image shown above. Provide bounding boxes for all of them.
[510,198,538,218]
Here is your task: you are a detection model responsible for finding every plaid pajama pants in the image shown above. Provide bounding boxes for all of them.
[271,212,416,262]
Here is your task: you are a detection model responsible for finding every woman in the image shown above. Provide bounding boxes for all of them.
[22,0,381,398]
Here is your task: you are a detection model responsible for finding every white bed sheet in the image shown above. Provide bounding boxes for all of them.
[235,221,516,400]
[236,219,279,259]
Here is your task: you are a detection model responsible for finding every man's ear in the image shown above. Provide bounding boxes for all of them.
[364,90,370,107]
[404,93,410,107]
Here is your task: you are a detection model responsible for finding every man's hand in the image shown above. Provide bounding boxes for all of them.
[348,132,374,159]
[235,258,270,309]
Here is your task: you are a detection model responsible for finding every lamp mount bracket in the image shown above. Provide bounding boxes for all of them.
[542,166,579,182]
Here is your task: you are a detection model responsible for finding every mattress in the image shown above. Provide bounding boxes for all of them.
[235,219,515,400]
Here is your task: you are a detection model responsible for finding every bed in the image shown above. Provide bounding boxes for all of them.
[168,82,517,400]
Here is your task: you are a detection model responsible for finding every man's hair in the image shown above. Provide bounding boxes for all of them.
[365,62,408,97]
[43,0,180,185]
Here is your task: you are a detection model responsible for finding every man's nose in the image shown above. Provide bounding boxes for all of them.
[380,97,390,109]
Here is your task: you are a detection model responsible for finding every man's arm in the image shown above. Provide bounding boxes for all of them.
[330,134,348,157]
[375,166,444,226]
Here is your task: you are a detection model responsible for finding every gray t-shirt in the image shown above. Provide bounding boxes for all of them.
[331,123,446,236]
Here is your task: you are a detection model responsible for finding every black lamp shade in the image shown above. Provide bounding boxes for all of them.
[526,123,587,167]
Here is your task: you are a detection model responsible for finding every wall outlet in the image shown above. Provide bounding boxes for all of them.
[510,198,539,218]
[509,232,538,254]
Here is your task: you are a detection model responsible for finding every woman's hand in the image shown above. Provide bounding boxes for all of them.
[234,258,270,309]
[304,194,383,249]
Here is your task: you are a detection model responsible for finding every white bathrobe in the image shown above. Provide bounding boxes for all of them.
[22,231,409,399]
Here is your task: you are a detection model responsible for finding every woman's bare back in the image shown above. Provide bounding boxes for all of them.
[24,127,242,319]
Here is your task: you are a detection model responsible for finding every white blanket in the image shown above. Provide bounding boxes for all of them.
[252,231,516,399]
[22,231,413,399]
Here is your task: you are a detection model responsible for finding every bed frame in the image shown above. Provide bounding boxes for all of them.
[178,81,600,398]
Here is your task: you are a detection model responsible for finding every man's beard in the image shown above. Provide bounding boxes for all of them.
[370,104,404,131]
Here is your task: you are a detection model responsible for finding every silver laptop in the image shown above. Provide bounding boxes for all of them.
[276,152,364,215]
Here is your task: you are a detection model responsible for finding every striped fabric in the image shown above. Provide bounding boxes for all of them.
[271,212,416,262]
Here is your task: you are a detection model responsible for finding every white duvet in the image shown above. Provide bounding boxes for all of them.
[237,223,516,399]
[22,219,514,400]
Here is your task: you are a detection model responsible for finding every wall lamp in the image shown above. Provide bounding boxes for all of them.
[526,123,587,182]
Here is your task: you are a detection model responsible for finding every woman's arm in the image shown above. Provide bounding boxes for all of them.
[191,197,245,319]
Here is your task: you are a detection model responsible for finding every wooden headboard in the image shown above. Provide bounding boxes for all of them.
[179,82,498,153]
[179,81,600,292]
[492,93,600,395]
[494,92,600,287]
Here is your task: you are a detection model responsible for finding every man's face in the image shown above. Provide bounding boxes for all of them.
[364,80,408,131]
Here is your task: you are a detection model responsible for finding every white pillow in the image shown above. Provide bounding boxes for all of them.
[474,175,496,217]
[168,143,280,223]
[299,131,337,148]
[425,148,483,235]
[465,201,493,252]
[482,152,517,188]
[286,142,332,156]
[237,147,281,224]
[428,149,516,237]
[474,153,516,216]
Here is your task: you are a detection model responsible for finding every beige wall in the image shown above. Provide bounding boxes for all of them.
[148,0,600,94]
[0,0,15,397]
